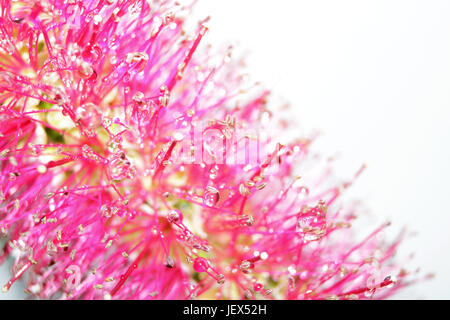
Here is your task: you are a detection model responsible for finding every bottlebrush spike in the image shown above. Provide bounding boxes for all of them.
[0,0,419,300]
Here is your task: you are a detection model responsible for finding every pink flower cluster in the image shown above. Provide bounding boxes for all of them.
[0,0,415,299]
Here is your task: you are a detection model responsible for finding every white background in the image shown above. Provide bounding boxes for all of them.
[1,0,449,299]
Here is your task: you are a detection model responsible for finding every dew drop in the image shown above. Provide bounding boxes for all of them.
[36,165,47,174]
[165,256,175,268]
[101,204,118,218]
[82,44,102,64]
[107,152,136,181]
[364,288,376,298]
[263,289,272,296]
[110,55,118,65]
[240,260,254,274]
[203,186,220,207]
[193,257,209,273]
[253,283,263,291]
[77,61,94,79]
[93,15,102,25]
[172,131,184,141]
[297,186,309,200]
[167,209,182,223]
[217,274,225,285]
[125,52,148,73]
[9,172,19,181]
[76,103,102,132]
[239,183,250,196]
[132,91,145,104]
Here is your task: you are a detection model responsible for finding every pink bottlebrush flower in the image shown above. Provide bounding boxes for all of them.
[0,0,419,300]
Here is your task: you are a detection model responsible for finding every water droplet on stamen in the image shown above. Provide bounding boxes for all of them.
[101,204,118,218]
[107,152,136,181]
[217,274,225,285]
[167,209,182,223]
[165,256,175,268]
[75,103,102,134]
[193,257,209,273]
[240,260,254,274]
[77,61,94,79]
[125,52,148,73]
[93,15,102,25]
[253,283,263,291]
[239,183,250,196]
[203,186,220,207]
[132,91,145,104]
[37,165,47,174]
[172,131,184,141]
[82,44,102,64]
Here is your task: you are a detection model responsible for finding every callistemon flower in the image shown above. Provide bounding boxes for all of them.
[0,0,417,300]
